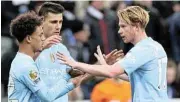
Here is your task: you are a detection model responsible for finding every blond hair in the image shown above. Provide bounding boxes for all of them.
[117,6,149,29]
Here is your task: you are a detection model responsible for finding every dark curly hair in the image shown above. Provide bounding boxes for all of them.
[10,11,43,42]
[38,2,64,17]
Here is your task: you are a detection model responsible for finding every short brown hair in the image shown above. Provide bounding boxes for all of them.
[117,6,149,29]
[10,11,43,42]
[38,2,64,17]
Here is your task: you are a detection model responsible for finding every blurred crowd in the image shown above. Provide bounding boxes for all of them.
[1,1,180,102]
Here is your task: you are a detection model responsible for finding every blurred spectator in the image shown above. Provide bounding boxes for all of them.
[1,1,17,36]
[167,59,179,98]
[153,1,174,19]
[62,19,90,63]
[1,1,37,36]
[174,56,180,98]
[91,78,131,102]
[84,1,122,64]
[177,64,180,83]
[110,1,127,12]
[167,1,180,64]
[57,1,77,32]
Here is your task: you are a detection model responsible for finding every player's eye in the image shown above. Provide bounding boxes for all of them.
[121,25,125,28]
[50,21,57,24]
[59,20,63,24]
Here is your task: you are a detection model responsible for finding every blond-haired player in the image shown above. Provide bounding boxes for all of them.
[57,6,168,102]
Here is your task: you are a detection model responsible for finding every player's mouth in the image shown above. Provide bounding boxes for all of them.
[54,32,60,35]
[121,36,125,40]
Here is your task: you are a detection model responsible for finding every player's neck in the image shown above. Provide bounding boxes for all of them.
[18,43,35,59]
[132,31,147,45]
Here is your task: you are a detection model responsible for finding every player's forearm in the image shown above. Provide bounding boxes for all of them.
[36,82,74,102]
[118,74,129,82]
[73,62,114,78]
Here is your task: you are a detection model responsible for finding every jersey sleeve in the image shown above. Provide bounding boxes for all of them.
[19,63,75,101]
[35,82,74,102]
[117,46,155,75]
[19,64,43,93]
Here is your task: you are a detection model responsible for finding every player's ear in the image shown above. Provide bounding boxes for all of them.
[26,35,32,43]
[133,23,139,32]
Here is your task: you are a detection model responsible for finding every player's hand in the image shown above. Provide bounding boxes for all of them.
[70,75,85,87]
[104,49,124,65]
[94,45,107,65]
[42,35,62,50]
[68,69,85,78]
[56,52,77,68]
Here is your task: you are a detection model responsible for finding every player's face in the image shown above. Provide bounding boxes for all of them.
[118,19,136,43]
[31,26,45,52]
[43,12,63,38]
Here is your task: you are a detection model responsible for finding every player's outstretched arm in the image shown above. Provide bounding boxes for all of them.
[36,81,74,102]
[78,46,125,81]
[35,75,84,102]
[56,51,125,78]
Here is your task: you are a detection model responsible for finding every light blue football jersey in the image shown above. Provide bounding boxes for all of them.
[8,52,42,102]
[118,37,168,102]
[8,52,74,102]
[35,43,73,102]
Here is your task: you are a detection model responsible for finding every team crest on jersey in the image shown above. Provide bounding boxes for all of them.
[29,70,38,80]
[29,70,40,84]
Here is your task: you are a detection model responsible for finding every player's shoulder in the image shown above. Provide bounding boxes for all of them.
[141,37,166,57]
[130,37,159,54]
[53,43,70,54]
[56,43,68,49]
[38,43,68,56]
[11,54,37,77]
[47,43,68,51]
[11,53,33,67]
[147,38,166,53]
[13,60,35,71]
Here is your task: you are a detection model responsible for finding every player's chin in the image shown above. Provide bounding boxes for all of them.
[123,40,129,43]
